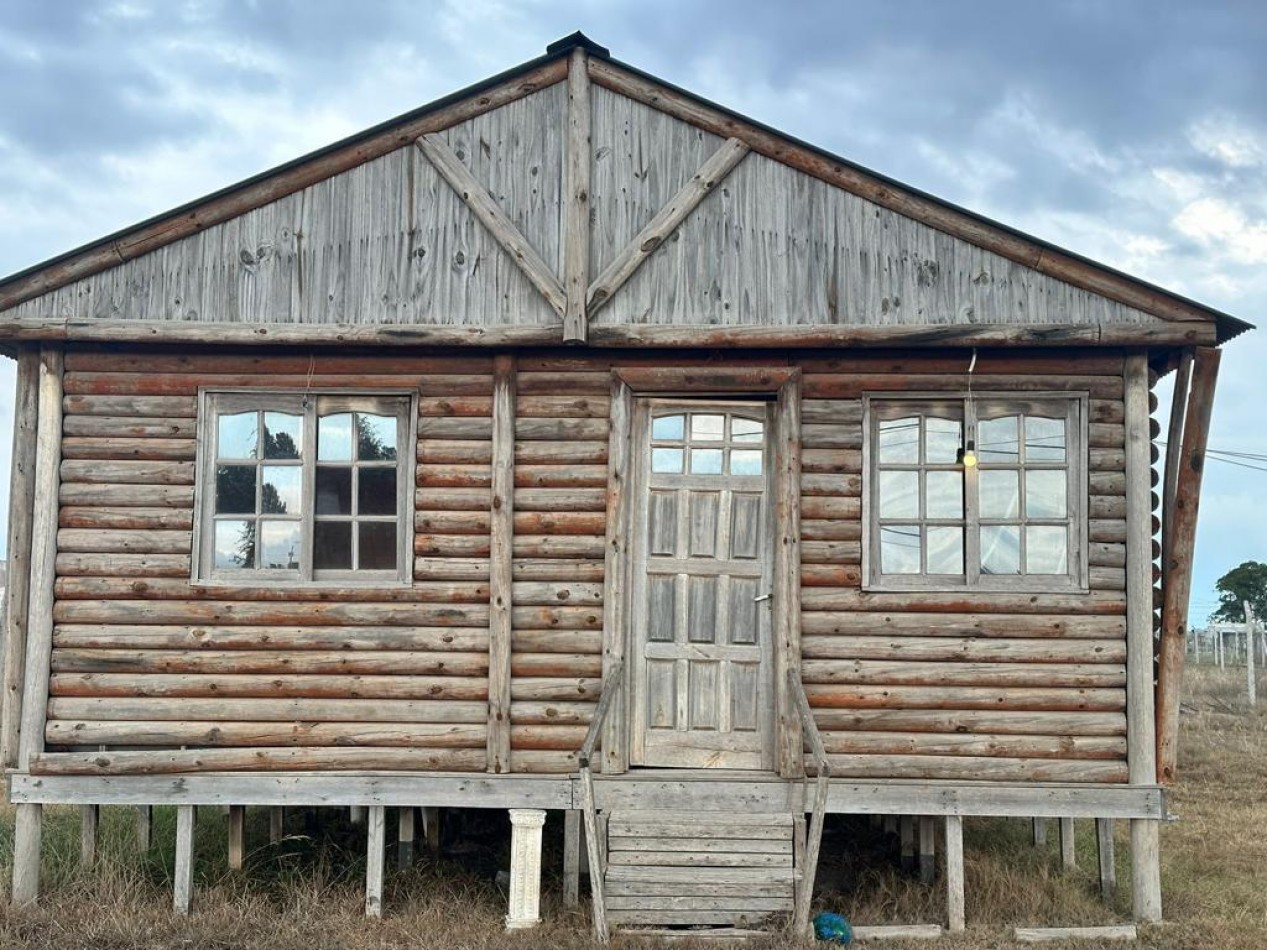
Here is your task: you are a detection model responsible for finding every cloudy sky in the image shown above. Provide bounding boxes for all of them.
[0,0,1264,621]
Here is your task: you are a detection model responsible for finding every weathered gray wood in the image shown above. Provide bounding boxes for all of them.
[601,379,633,774]
[173,805,195,915]
[776,373,804,778]
[918,816,936,885]
[1059,817,1077,870]
[137,805,153,850]
[563,809,581,907]
[365,805,385,917]
[1160,350,1192,590]
[269,807,284,844]
[944,815,965,932]
[81,803,100,867]
[18,348,63,774]
[1124,354,1162,925]
[1014,925,1137,942]
[416,133,566,318]
[587,137,749,314]
[228,805,245,870]
[852,925,944,941]
[563,48,592,342]
[423,806,441,852]
[488,354,516,774]
[1096,817,1116,901]
[1,348,39,768]
[11,803,41,906]
[397,807,415,869]
[1033,817,1048,847]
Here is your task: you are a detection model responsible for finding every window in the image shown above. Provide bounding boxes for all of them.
[865,394,1086,591]
[196,392,415,584]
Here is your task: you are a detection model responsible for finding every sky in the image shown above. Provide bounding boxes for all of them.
[0,0,1264,623]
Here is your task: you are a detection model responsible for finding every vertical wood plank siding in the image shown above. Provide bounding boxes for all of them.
[40,346,1131,783]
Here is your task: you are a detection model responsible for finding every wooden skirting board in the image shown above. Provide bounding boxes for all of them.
[7,772,1165,818]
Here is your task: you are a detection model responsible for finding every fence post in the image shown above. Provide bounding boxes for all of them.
[1245,603,1257,708]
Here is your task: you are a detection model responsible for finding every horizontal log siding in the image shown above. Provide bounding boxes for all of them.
[47,348,492,772]
[507,360,609,772]
[797,353,1129,784]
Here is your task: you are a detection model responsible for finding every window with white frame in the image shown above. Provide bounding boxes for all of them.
[865,394,1087,591]
[196,392,414,584]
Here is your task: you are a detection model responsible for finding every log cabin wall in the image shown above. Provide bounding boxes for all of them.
[40,344,1135,783]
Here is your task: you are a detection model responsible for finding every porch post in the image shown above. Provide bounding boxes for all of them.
[506,809,547,929]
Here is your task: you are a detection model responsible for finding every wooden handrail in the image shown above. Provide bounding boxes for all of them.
[788,669,831,935]
[578,659,623,944]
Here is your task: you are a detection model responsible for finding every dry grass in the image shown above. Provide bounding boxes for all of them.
[0,668,1262,949]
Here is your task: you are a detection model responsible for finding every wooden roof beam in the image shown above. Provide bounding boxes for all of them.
[563,48,593,343]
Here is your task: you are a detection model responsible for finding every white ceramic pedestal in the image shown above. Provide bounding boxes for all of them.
[505,809,547,930]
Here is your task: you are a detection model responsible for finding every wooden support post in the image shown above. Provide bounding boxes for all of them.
[423,807,440,853]
[900,816,917,874]
[81,804,100,868]
[12,804,42,907]
[349,806,366,825]
[1160,350,1192,597]
[1033,817,1048,847]
[1157,347,1221,782]
[1,348,39,768]
[562,47,592,343]
[173,805,195,915]
[793,815,807,920]
[269,807,284,844]
[1096,818,1117,902]
[487,354,516,773]
[397,807,415,870]
[227,806,245,871]
[1059,818,1077,870]
[774,372,804,778]
[563,809,581,908]
[945,815,965,933]
[1245,603,1257,707]
[137,805,153,851]
[601,379,633,774]
[918,816,936,886]
[1125,354,1163,924]
[365,806,385,918]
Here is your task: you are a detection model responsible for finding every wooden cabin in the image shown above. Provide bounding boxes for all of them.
[0,33,1249,939]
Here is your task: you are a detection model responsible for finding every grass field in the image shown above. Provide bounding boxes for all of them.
[0,665,1262,949]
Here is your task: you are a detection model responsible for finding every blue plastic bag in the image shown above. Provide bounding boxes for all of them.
[813,911,853,945]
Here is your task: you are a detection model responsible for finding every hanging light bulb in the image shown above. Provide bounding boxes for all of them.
[957,440,978,468]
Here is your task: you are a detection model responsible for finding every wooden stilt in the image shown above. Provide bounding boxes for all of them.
[228,806,245,871]
[945,815,965,933]
[365,806,385,918]
[173,805,195,915]
[81,804,100,868]
[563,809,581,908]
[137,805,153,850]
[1059,818,1077,870]
[12,803,42,906]
[900,816,917,873]
[269,807,284,844]
[423,806,440,852]
[397,807,415,870]
[918,816,936,885]
[1033,817,1048,847]
[1096,818,1117,902]
[793,816,807,918]
[350,805,366,825]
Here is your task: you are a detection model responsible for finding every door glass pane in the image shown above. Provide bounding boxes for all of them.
[652,414,684,441]
[318,413,353,461]
[978,415,1020,462]
[979,469,1020,519]
[925,471,963,519]
[1026,526,1068,574]
[1025,416,1066,462]
[652,447,683,473]
[926,526,964,575]
[315,468,352,515]
[925,417,962,464]
[730,449,762,475]
[261,466,301,515]
[259,521,301,570]
[981,525,1021,575]
[314,521,352,570]
[691,414,724,440]
[732,418,763,442]
[878,417,919,463]
[879,470,919,519]
[263,412,302,460]
[214,520,254,569]
[1025,469,1067,518]
[215,466,256,514]
[218,412,257,460]
[359,468,398,516]
[880,525,921,574]
[690,448,723,474]
[359,522,397,570]
[358,414,397,462]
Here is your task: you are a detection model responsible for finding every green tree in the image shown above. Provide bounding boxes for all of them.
[1210,561,1267,623]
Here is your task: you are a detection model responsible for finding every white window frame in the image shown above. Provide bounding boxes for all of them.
[192,389,417,587]
[862,391,1089,593]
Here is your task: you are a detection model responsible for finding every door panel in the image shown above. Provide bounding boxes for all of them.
[630,401,775,770]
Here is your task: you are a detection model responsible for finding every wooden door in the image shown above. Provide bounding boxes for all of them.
[629,400,775,770]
